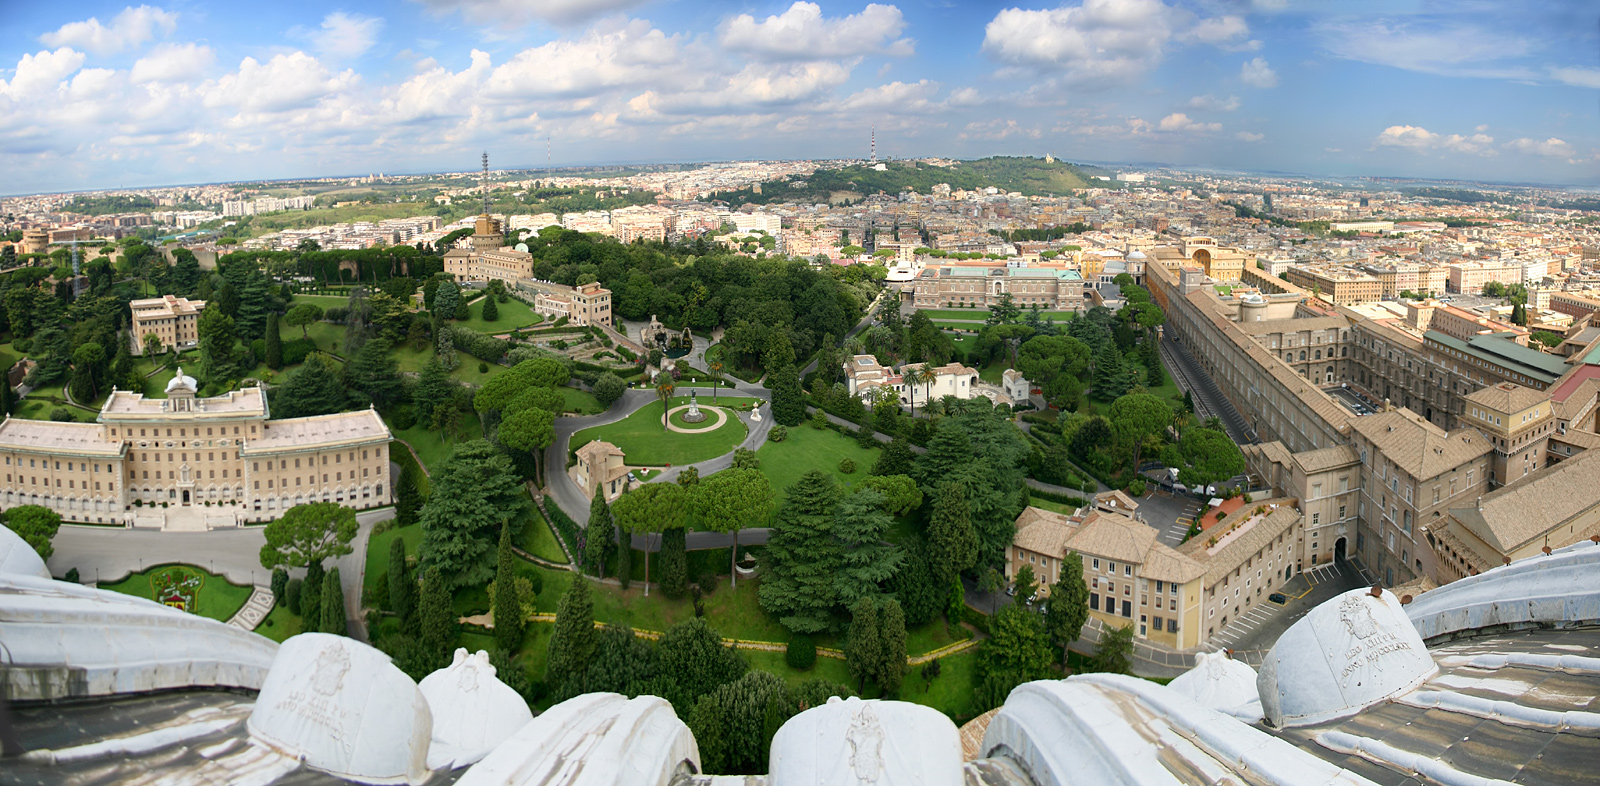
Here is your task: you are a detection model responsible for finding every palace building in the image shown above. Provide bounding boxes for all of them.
[0,371,392,525]
[129,295,206,355]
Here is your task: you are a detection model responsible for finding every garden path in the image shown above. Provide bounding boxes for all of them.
[227,586,276,630]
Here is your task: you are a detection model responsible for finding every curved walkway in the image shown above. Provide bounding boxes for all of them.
[663,404,729,433]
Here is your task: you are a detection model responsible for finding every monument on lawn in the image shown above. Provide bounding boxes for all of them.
[751,400,763,422]
[682,390,707,423]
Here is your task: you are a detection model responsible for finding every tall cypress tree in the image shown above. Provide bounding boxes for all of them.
[321,567,347,636]
[769,363,805,426]
[546,576,596,688]
[926,481,978,588]
[846,596,881,694]
[301,561,324,633]
[493,522,525,651]
[618,533,633,590]
[388,536,415,634]
[420,568,456,661]
[658,528,688,599]
[584,493,613,579]
[265,312,283,369]
[877,598,907,696]
[481,294,499,322]
[395,462,422,528]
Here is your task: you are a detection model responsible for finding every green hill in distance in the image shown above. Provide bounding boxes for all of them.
[712,156,1092,207]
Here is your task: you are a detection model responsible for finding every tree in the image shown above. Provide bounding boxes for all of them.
[1095,622,1135,674]
[546,573,597,687]
[1109,392,1171,468]
[692,468,774,588]
[265,312,283,369]
[687,670,790,775]
[654,374,675,432]
[321,567,347,636]
[878,598,907,696]
[979,567,1003,615]
[758,470,842,634]
[284,302,323,340]
[677,466,700,487]
[481,294,499,322]
[395,461,423,528]
[273,354,347,418]
[142,333,163,361]
[593,372,626,408]
[3,505,61,560]
[1171,427,1245,487]
[388,536,415,634]
[197,308,239,386]
[769,363,805,426]
[659,528,689,598]
[915,419,972,489]
[412,359,455,424]
[257,502,359,571]
[70,342,106,401]
[499,406,556,483]
[1044,551,1089,662]
[493,523,525,651]
[344,338,404,410]
[1014,564,1038,604]
[272,568,290,605]
[926,481,978,587]
[730,447,761,470]
[832,489,903,609]
[612,482,689,596]
[301,562,325,634]
[418,440,533,588]
[656,617,747,710]
[585,493,614,578]
[420,568,456,661]
[846,597,881,693]
[707,358,725,402]
[887,536,942,627]
[1093,344,1137,400]
[974,603,1054,712]
[871,437,915,477]
[852,474,922,516]
[434,282,461,321]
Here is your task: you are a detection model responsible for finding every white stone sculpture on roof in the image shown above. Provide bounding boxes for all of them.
[458,692,699,786]
[418,648,534,770]
[1166,650,1262,721]
[768,696,962,786]
[165,366,198,394]
[247,633,433,785]
[0,521,50,579]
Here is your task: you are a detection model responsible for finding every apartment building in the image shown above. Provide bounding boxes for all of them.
[130,295,206,355]
[909,265,1085,311]
[1236,316,1354,386]
[1282,265,1384,305]
[1426,447,1600,582]
[0,373,391,524]
[520,281,612,328]
[1448,261,1521,294]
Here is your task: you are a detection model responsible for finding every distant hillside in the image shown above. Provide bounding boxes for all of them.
[1403,187,1498,204]
[712,156,1091,207]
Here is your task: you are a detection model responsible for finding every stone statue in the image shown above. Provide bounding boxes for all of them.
[681,390,707,424]
[751,401,763,422]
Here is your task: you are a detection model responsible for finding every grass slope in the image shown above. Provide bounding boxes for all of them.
[570,397,753,467]
[758,423,881,495]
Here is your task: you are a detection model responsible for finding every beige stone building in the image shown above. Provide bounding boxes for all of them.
[1460,382,1554,488]
[443,215,534,284]
[1243,442,1361,568]
[1281,266,1383,305]
[572,440,633,502]
[1148,237,1252,282]
[0,372,391,525]
[522,281,613,328]
[1426,447,1600,582]
[909,266,1085,311]
[130,296,206,355]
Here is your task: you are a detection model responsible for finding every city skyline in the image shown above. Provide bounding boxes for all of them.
[1,0,1597,195]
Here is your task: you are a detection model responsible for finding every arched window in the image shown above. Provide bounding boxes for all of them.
[1315,350,1322,360]
[1299,351,1306,361]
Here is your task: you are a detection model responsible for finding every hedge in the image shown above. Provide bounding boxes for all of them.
[445,325,510,363]
[1028,486,1088,509]
[541,501,581,559]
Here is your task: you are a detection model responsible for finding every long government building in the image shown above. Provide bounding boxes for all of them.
[0,371,392,525]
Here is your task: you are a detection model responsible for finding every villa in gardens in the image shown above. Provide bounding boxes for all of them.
[843,354,981,406]
[0,370,392,524]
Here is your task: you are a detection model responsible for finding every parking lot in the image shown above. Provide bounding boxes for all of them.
[1209,560,1370,665]
[1133,489,1204,547]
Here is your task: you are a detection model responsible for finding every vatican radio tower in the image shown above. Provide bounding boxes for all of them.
[870,126,877,163]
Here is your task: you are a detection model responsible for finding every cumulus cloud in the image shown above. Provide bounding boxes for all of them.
[1182,15,1258,50]
[0,48,87,100]
[131,42,214,83]
[1374,125,1495,156]
[1186,94,1239,112]
[482,20,688,100]
[721,2,912,60]
[203,52,360,114]
[982,0,1178,86]
[835,80,942,113]
[410,0,652,27]
[1239,57,1276,87]
[1503,137,1574,158]
[1235,131,1264,142]
[304,12,384,60]
[40,5,178,55]
[957,118,1041,141]
[1548,66,1600,89]
[1158,112,1220,133]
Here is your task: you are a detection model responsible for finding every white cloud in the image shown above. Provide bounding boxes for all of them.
[1235,131,1263,142]
[0,48,87,100]
[1182,16,1257,50]
[40,5,178,55]
[306,12,384,60]
[721,2,912,60]
[1158,112,1220,133]
[1548,66,1600,89]
[1186,94,1239,112]
[1315,20,1533,80]
[1374,125,1495,156]
[836,80,942,113]
[982,0,1178,86]
[409,0,652,27]
[482,20,688,100]
[957,118,1041,141]
[1503,137,1574,159]
[1474,124,1489,133]
[131,43,214,83]
[203,52,359,114]
[1239,57,1276,87]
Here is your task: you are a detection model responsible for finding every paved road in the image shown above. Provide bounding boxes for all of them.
[47,506,395,642]
[1134,489,1203,547]
[1161,336,1257,445]
[1210,559,1367,665]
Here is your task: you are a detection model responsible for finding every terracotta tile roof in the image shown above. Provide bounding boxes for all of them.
[1446,447,1600,554]
[1350,408,1491,480]
[1179,500,1303,588]
[1292,444,1361,474]
[1012,507,1205,584]
[1462,382,1549,415]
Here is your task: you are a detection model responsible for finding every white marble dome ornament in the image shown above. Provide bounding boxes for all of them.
[419,648,534,770]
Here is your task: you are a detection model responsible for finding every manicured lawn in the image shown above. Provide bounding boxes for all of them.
[255,604,303,643]
[558,386,605,415]
[933,321,987,332]
[387,413,485,472]
[289,294,352,310]
[13,396,86,422]
[278,320,348,357]
[743,649,855,693]
[569,397,752,467]
[364,523,424,596]
[979,358,1006,385]
[904,616,971,656]
[100,563,254,622]
[458,295,544,333]
[390,440,432,496]
[758,423,881,497]
[1030,497,1085,516]
[392,343,506,385]
[898,650,980,722]
[519,507,570,564]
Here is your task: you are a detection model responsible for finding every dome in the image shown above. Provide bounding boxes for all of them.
[514,242,529,253]
[1126,249,1147,260]
[1257,587,1436,728]
[165,367,197,394]
[248,634,433,785]
[0,522,50,580]
[1167,651,1262,721]
[419,648,534,770]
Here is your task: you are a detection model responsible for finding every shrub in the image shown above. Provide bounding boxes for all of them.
[839,458,856,474]
[271,567,289,603]
[65,567,79,583]
[390,406,417,431]
[1216,511,1227,521]
[478,362,489,373]
[768,424,788,443]
[786,634,817,670]
[1128,478,1146,496]
[285,578,304,615]
[697,572,718,596]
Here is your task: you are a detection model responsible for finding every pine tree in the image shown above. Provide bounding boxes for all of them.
[1094,345,1136,400]
[271,567,289,605]
[321,567,347,636]
[481,294,499,322]
[769,363,805,426]
[618,535,633,590]
[871,437,915,476]
[454,295,470,321]
[493,523,525,651]
[388,536,415,633]
[877,598,907,696]
[926,481,978,587]
[915,420,972,489]
[1045,550,1090,663]
[832,489,903,610]
[420,568,456,660]
[546,576,596,687]
[417,440,533,589]
[265,312,283,369]
[757,470,843,634]
[301,562,324,633]
[846,596,881,694]
[585,493,614,578]
[395,462,422,528]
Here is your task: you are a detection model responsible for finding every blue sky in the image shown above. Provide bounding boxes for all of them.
[1,1,1596,194]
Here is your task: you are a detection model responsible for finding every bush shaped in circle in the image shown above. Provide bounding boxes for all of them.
[839,458,857,474]
[768,424,789,443]
[786,634,817,670]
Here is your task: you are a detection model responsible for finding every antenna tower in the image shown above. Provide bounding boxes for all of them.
[870,126,877,163]
[71,239,82,297]
[480,151,490,217]
[547,137,551,167]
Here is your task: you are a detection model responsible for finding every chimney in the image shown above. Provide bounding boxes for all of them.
[1476,496,1483,511]
[1383,398,1391,412]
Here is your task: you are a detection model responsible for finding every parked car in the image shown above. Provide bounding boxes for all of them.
[1268,592,1287,605]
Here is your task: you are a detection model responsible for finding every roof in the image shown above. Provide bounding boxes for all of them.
[1349,408,1491,480]
[1461,381,1548,414]
[102,386,268,419]
[244,409,390,451]
[1291,444,1360,474]
[576,439,626,463]
[1235,316,1350,336]
[1014,506,1206,584]
[1446,447,1600,554]
[1425,330,1569,384]
[0,417,122,456]
[1180,501,1303,587]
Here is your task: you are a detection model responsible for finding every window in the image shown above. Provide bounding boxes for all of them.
[1090,593,1099,611]
[1312,512,1320,525]
[1124,564,1132,576]
[1167,619,1178,633]
[1093,558,1100,571]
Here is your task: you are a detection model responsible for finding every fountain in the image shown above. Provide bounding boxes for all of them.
[680,390,707,424]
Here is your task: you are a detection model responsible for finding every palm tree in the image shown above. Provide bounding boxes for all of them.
[655,374,676,432]
[708,358,724,403]
[918,364,938,408]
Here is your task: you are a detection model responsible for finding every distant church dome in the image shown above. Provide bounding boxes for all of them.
[1126,249,1147,260]
[166,367,197,394]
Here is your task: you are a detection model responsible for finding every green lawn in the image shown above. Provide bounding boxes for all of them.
[278,320,348,357]
[101,564,254,622]
[387,413,485,472]
[392,343,506,385]
[364,523,424,596]
[933,321,987,332]
[519,507,570,564]
[758,423,882,497]
[898,650,980,722]
[390,440,432,496]
[570,397,752,467]
[255,604,304,643]
[289,294,352,310]
[743,649,855,693]
[916,308,1078,322]
[979,358,1006,385]
[457,295,544,333]
[558,387,605,415]
[1030,497,1085,516]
